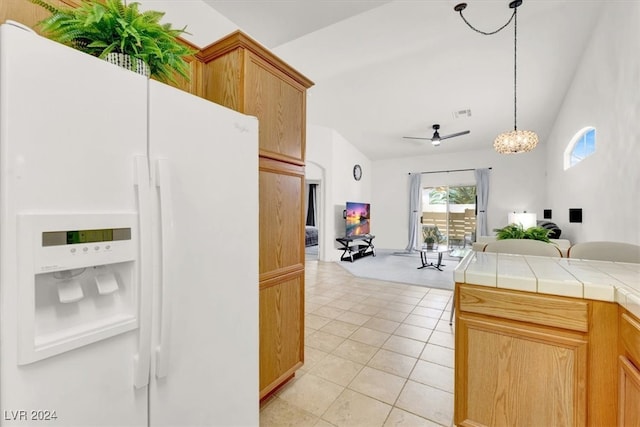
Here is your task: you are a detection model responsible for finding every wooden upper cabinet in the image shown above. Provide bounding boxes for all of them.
[199,31,313,165]
[245,53,306,162]
[162,42,202,96]
[1,0,79,32]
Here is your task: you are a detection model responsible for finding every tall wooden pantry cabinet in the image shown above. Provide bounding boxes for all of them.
[199,31,314,398]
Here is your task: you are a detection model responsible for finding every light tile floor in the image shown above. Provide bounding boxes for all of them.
[260,260,455,427]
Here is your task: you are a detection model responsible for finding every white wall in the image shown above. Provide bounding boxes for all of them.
[545,2,640,245]
[306,124,372,261]
[306,162,322,181]
[137,0,238,48]
[372,147,547,250]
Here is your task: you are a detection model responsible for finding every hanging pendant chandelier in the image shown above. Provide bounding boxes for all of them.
[454,0,539,154]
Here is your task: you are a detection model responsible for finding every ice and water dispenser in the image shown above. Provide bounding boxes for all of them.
[17,213,139,364]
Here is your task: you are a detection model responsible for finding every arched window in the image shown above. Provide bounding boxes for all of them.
[564,127,596,170]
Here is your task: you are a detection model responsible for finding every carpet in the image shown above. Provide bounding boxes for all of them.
[335,248,462,290]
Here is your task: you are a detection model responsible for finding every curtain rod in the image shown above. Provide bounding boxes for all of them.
[408,167,492,175]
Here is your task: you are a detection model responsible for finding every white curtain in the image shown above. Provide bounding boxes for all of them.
[405,173,422,252]
[474,168,490,236]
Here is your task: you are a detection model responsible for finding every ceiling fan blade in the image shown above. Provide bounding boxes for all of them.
[439,130,470,140]
[403,136,433,141]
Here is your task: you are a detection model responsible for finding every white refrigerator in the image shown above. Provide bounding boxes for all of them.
[0,22,259,426]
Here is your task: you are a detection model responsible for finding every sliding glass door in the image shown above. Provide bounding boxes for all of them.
[422,185,476,252]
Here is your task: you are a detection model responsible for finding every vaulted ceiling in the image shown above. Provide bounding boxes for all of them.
[203,0,604,160]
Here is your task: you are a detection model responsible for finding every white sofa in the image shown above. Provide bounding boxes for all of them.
[472,236,571,257]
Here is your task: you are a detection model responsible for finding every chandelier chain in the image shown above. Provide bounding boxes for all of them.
[513,6,517,131]
[457,9,516,36]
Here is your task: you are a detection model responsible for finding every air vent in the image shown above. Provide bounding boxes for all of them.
[453,109,472,119]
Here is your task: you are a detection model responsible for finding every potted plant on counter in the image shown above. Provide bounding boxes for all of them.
[29,0,195,83]
[493,223,552,243]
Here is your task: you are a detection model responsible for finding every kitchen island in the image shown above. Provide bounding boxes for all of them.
[453,252,640,426]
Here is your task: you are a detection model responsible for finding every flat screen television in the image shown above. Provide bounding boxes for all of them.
[345,201,370,237]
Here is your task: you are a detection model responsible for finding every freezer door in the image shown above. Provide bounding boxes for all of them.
[148,80,259,426]
[0,24,148,425]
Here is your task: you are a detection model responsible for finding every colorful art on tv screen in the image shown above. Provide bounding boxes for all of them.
[345,202,370,237]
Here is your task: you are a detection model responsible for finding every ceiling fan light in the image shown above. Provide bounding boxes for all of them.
[432,139,441,147]
[493,129,538,154]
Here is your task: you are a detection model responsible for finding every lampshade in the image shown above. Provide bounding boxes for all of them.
[508,212,537,229]
[493,129,539,154]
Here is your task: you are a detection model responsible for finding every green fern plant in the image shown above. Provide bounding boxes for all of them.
[493,223,552,243]
[29,0,195,83]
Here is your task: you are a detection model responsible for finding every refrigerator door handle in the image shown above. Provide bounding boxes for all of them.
[155,158,174,379]
[133,156,153,389]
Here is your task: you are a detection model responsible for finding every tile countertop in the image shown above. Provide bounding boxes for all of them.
[454,251,640,319]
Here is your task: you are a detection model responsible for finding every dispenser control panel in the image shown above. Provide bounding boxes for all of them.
[43,228,131,246]
[19,213,137,273]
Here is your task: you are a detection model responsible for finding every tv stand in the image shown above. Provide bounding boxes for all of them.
[336,235,375,262]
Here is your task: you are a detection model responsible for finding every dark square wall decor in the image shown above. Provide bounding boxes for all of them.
[569,208,583,223]
[544,209,552,219]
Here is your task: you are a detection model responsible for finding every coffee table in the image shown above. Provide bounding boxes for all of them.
[418,246,449,271]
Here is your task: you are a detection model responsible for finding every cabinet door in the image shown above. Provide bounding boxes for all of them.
[246,53,306,164]
[258,158,305,279]
[456,314,587,427]
[259,272,304,398]
[619,356,640,426]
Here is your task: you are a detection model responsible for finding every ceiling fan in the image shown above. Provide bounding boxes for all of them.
[403,124,470,146]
